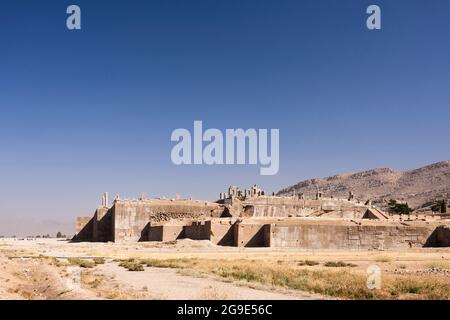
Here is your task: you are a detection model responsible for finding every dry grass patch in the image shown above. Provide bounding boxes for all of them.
[68,258,95,268]
[118,259,145,271]
[425,261,450,270]
[297,260,320,266]
[386,275,450,299]
[324,261,357,268]
[375,255,392,263]
[198,285,231,300]
[133,258,450,300]
[81,272,104,289]
[93,257,106,265]
[142,258,197,268]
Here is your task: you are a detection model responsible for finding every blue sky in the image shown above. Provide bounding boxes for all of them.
[0,0,449,235]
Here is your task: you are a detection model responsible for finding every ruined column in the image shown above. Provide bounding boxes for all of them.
[348,191,354,201]
[104,192,108,207]
[316,191,323,200]
[139,192,147,201]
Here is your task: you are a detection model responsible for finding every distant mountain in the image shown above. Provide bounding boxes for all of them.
[277,160,450,210]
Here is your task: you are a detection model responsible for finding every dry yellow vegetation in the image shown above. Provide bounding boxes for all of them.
[122,257,450,300]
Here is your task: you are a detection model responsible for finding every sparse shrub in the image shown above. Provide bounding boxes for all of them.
[298,260,319,266]
[88,278,102,288]
[426,261,450,270]
[93,257,105,265]
[407,286,420,294]
[388,200,414,214]
[324,261,357,268]
[68,257,95,268]
[142,258,192,269]
[50,257,68,267]
[388,278,426,296]
[198,286,230,300]
[121,258,449,299]
[118,259,145,271]
[375,256,391,263]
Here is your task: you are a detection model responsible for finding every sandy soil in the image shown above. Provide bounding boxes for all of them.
[1,238,449,300]
[0,239,324,300]
[93,263,323,299]
[0,253,98,300]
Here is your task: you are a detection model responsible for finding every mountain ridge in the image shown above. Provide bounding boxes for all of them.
[277,160,450,210]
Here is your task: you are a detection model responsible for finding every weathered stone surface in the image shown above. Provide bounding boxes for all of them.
[73,216,93,241]
[234,223,270,247]
[268,221,437,249]
[73,191,450,249]
[112,199,225,241]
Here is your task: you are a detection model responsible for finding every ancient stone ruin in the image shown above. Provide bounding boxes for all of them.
[74,186,450,249]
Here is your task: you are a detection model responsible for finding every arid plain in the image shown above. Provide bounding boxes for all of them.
[1,238,449,300]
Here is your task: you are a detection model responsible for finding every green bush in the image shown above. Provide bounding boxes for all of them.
[388,200,413,214]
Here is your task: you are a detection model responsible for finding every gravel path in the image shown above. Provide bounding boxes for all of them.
[96,263,326,300]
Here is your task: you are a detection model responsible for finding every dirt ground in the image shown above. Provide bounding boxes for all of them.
[0,238,449,300]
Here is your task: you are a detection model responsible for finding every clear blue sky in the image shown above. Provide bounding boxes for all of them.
[0,0,449,235]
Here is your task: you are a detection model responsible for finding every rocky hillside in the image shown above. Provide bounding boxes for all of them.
[277,160,450,210]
